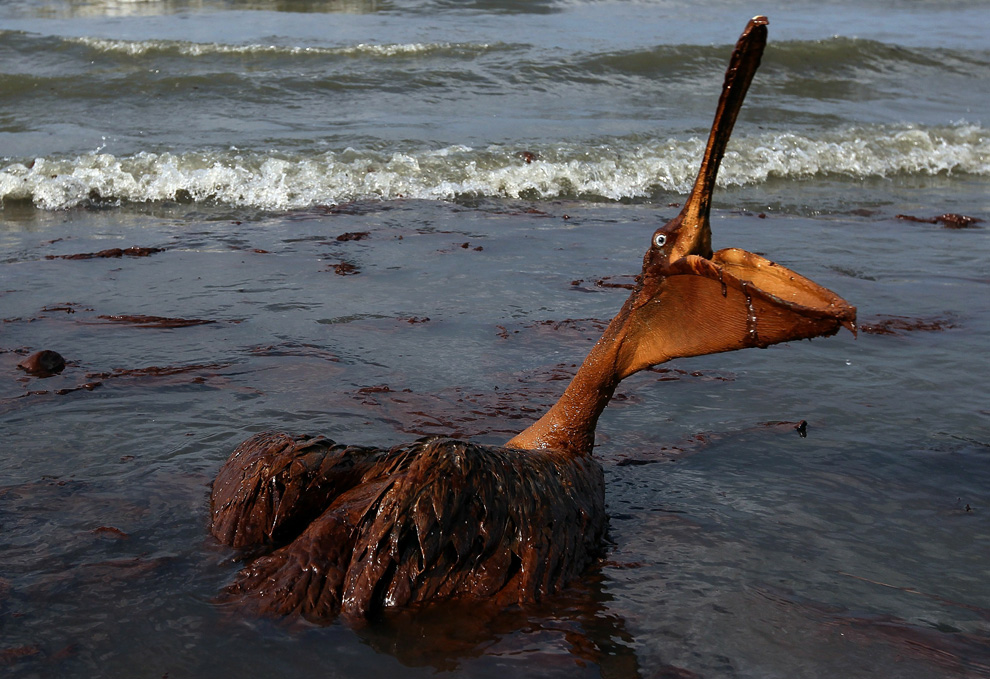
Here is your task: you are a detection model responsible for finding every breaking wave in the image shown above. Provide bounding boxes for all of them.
[2,124,986,211]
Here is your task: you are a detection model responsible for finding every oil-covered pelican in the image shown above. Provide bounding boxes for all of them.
[211,16,855,621]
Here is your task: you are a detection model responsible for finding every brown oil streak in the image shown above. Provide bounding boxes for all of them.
[860,314,956,335]
[896,213,983,229]
[45,246,165,260]
[95,314,217,328]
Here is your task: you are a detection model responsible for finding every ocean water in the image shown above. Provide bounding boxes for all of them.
[1,1,988,677]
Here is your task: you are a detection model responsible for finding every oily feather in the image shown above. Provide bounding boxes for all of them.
[217,436,606,619]
[210,431,386,549]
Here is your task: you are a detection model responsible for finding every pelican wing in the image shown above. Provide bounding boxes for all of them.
[221,438,606,620]
[340,439,606,617]
[210,431,384,549]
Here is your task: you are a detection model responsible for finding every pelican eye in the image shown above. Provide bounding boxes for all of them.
[653,233,667,248]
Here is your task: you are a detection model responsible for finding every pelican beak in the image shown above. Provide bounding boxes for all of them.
[611,16,855,379]
[666,15,768,264]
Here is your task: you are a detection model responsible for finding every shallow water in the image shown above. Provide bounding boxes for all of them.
[1,0,989,677]
[2,197,988,677]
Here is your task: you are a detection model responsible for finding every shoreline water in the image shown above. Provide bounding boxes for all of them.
[2,0,989,676]
[2,196,989,676]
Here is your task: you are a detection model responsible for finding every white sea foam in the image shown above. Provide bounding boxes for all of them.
[2,124,986,211]
[68,36,492,58]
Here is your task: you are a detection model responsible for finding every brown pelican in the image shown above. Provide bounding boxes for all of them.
[210,16,855,621]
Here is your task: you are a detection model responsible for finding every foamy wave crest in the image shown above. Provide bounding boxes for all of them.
[733,124,990,183]
[2,124,986,210]
[68,36,493,58]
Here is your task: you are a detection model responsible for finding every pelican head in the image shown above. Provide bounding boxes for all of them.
[612,16,855,379]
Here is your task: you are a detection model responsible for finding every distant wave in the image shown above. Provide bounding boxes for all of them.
[769,36,989,75]
[2,124,986,210]
[0,29,502,60]
[564,36,990,85]
[6,29,986,76]
[67,35,500,59]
